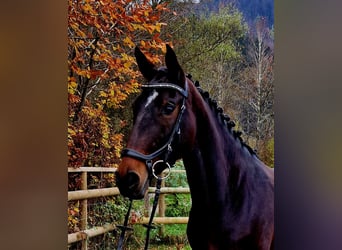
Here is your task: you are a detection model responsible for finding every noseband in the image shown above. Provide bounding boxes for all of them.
[121,80,188,177]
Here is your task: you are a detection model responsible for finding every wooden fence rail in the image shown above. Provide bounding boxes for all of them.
[68,224,116,244]
[68,167,189,247]
[68,187,190,201]
[68,217,189,244]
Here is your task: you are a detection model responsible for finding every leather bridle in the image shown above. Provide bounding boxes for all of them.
[117,80,188,250]
[121,80,188,178]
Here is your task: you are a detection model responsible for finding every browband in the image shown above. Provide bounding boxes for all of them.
[141,82,188,98]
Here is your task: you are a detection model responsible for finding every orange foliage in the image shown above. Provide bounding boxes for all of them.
[68,0,171,168]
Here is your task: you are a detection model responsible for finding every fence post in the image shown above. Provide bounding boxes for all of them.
[158,174,165,236]
[80,171,88,250]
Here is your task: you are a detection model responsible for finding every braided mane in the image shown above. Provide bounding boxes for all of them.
[187,74,257,157]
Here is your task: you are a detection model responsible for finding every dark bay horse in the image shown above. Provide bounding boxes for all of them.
[116,45,274,249]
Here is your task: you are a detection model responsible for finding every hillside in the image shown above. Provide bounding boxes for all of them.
[201,0,274,27]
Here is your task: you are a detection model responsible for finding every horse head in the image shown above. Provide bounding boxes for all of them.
[116,45,195,199]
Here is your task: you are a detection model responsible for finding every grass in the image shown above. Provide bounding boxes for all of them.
[125,224,191,249]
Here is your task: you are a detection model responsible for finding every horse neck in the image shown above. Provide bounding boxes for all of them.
[182,82,256,207]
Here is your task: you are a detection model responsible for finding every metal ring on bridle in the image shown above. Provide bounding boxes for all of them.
[151,160,171,180]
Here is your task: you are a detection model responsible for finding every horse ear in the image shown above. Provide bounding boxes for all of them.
[135,46,157,81]
[165,44,185,87]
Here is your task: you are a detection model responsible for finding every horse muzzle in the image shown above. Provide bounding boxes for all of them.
[116,159,149,200]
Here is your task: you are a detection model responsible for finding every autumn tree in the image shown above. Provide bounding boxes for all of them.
[67,0,172,240]
[68,0,170,168]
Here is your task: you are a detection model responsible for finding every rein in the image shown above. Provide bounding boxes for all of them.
[117,80,188,250]
[116,173,167,250]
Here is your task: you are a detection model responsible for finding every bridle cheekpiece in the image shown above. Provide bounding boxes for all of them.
[120,79,188,178]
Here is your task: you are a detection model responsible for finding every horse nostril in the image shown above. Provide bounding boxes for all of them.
[127,171,140,190]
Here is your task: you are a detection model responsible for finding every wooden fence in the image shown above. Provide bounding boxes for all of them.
[68,167,190,249]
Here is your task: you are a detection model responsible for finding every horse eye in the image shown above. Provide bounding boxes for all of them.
[162,102,176,115]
